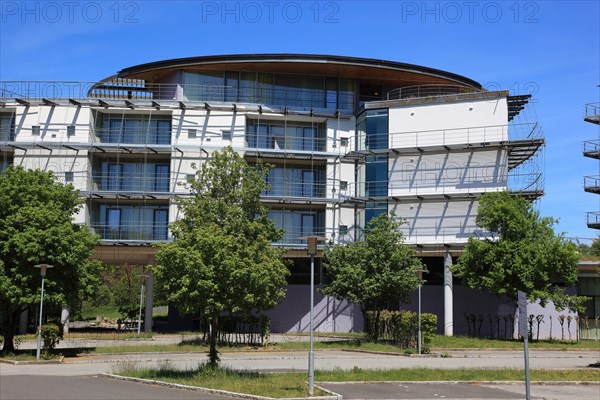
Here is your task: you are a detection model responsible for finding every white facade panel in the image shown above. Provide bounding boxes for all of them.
[388,98,509,149]
[388,149,508,196]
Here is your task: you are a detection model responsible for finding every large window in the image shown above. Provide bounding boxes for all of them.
[0,113,15,141]
[93,159,170,192]
[183,71,355,112]
[99,114,171,144]
[264,167,325,198]
[356,109,389,151]
[246,120,326,152]
[268,209,325,244]
[92,203,169,241]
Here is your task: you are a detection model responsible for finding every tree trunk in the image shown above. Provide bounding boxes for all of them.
[208,316,220,366]
[1,307,19,354]
[360,304,370,339]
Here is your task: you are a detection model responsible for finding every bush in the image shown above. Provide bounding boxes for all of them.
[366,310,437,353]
[40,323,63,352]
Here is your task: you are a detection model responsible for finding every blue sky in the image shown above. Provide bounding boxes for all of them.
[1,0,599,239]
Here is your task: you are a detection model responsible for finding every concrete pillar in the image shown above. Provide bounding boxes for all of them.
[18,308,29,334]
[444,250,453,336]
[144,271,154,333]
[61,308,70,333]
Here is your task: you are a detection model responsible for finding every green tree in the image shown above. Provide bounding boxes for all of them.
[454,191,584,311]
[322,212,423,340]
[154,147,288,365]
[0,166,103,353]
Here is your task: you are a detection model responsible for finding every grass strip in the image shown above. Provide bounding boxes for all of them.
[114,362,328,398]
[316,367,600,382]
[114,364,599,399]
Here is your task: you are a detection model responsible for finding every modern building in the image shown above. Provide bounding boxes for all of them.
[580,101,600,340]
[0,54,547,336]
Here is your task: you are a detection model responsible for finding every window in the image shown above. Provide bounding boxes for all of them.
[0,113,16,141]
[101,115,171,144]
[339,225,348,236]
[340,137,349,147]
[188,129,197,138]
[154,164,170,192]
[67,125,76,136]
[222,130,232,141]
[340,181,348,191]
[32,125,40,136]
[186,174,195,183]
[65,172,74,183]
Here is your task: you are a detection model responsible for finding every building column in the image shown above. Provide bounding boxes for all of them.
[144,271,154,333]
[444,250,453,336]
[61,308,70,333]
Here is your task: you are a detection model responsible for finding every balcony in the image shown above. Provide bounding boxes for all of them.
[584,176,600,194]
[344,122,544,170]
[90,204,169,242]
[587,212,600,230]
[584,103,600,125]
[91,223,169,242]
[346,172,543,201]
[0,80,355,116]
[583,140,600,159]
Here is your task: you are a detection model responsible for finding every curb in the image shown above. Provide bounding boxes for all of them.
[319,380,599,386]
[99,373,343,400]
[0,356,64,365]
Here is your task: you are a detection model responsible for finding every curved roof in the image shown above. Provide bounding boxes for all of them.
[114,54,482,89]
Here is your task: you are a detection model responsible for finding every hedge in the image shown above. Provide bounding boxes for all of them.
[366,310,437,352]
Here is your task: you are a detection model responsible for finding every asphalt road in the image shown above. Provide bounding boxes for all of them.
[0,375,229,400]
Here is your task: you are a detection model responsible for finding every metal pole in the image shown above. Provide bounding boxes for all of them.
[36,275,45,360]
[524,336,531,400]
[418,276,422,355]
[137,280,144,335]
[308,252,315,396]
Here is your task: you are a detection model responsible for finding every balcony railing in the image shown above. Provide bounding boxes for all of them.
[584,176,600,194]
[584,102,600,118]
[345,172,543,199]
[586,212,600,229]
[0,80,355,113]
[387,84,482,101]
[91,223,169,241]
[347,122,542,153]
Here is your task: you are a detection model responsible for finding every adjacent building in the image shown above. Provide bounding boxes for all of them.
[0,54,546,336]
[581,101,600,340]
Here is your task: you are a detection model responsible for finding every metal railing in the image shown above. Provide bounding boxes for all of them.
[346,172,543,199]
[0,80,355,112]
[348,122,542,153]
[584,176,600,191]
[586,212,600,228]
[386,85,482,101]
[90,223,169,241]
[585,102,600,118]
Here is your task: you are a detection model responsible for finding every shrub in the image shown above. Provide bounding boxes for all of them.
[40,323,63,352]
[366,310,437,353]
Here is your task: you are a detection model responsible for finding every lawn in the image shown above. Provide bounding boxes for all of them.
[114,362,329,398]
[113,364,599,398]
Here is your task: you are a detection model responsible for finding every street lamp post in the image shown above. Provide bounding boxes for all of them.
[34,264,54,361]
[299,235,326,396]
[137,273,147,336]
[415,268,427,355]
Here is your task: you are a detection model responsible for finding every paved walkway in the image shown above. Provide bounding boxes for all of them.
[1,350,598,376]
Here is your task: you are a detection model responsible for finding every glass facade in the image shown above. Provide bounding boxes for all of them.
[246,120,326,152]
[264,166,326,198]
[92,158,170,192]
[183,71,355,113]
[358,109,389,224]
[98,114,171,144]
[92,203,169,241]
[268,209,325,244]
[0,113,15,141]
